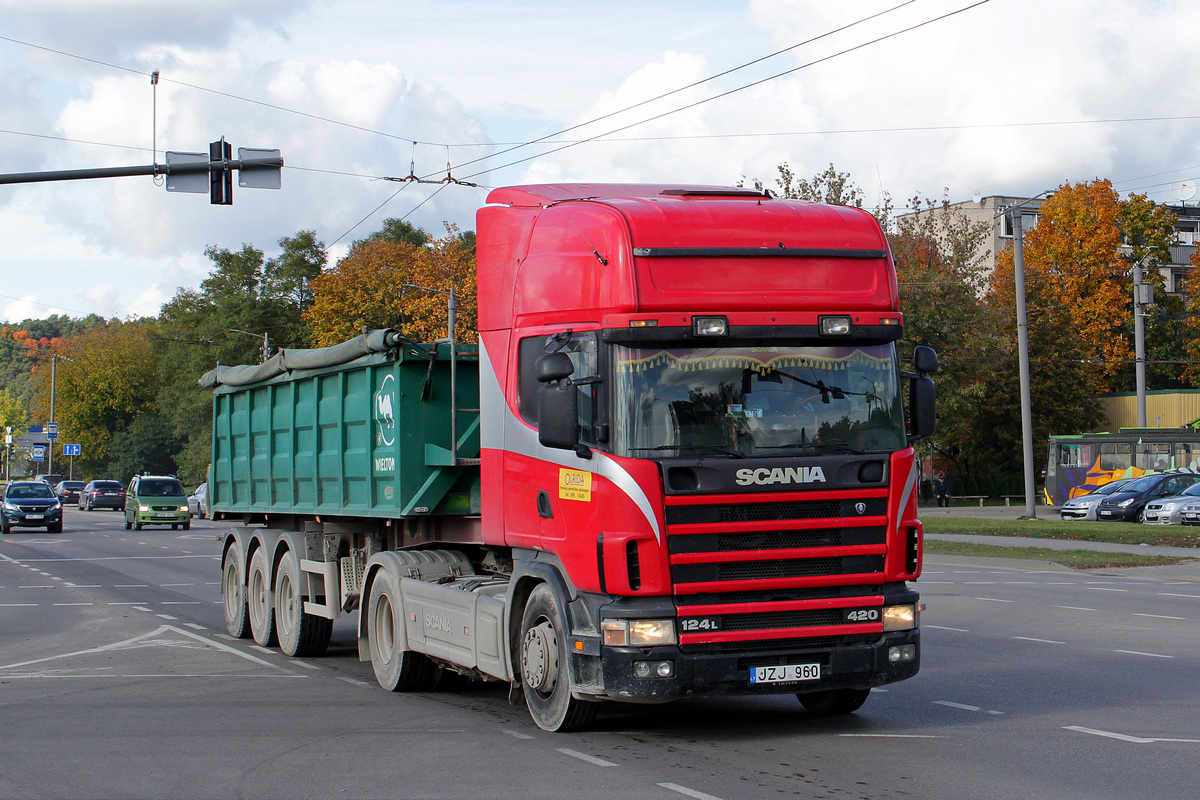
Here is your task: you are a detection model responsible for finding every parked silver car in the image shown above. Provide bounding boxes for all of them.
[1147,482,1200,524]
[187,482,208,519]
[1059,477,1136,521]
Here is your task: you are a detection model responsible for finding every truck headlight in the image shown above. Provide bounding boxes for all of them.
[882,604,918,631]
[601,618,677,647]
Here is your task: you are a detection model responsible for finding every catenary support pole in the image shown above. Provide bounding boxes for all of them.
[1010,210,1037,519]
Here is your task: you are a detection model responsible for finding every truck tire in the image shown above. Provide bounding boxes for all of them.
[275,549,332,657]
[519,584,597,732]
[222,546,251,639]
[797,688,871,715]
[366,572,435,691]
[247,548,277,647]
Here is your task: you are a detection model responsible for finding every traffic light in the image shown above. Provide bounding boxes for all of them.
[209,138,233,205]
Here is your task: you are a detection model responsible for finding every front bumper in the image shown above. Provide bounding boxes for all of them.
[577,630,920,703]
[2,507,63,527]
[1096,507,1137,521]
[1059,506,1093,520]
[131,510,189,525]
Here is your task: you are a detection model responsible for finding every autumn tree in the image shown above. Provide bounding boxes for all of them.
[306,223,477,346]
[29,321,160,477]
[742,162,893,225]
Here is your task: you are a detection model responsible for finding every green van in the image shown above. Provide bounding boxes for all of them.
[124,475,191,531]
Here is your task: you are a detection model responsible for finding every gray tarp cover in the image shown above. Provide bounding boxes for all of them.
[198,329,397,388]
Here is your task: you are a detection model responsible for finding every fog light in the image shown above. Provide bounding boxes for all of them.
[633,660,675,678]
[693,316,727,336]
[819,315,852,335]
[888,644,916,663]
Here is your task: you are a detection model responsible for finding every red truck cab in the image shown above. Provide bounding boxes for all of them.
[476,184,934,726]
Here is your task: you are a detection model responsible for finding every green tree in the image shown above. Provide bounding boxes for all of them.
[105,414,183,484]
[155,231,327,485]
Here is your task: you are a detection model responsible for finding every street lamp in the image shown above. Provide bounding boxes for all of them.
[228,329,270,363]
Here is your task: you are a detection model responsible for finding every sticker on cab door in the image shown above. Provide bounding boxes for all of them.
[559,469,592,502]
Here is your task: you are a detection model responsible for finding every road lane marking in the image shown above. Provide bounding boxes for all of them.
[1088,587,1127,592]
[183,623,206,631]
[934,700,1004,715]
[0,624,285,671]
[1160,593,1200,599]
[162,583,195,587]
[502,729,534,740]
[156,614,177,620]
[1065,726,1200,744]
[133,606,152,613]
[65,584,101,588]
[1114,649,1173,659]
[53,603,94,607]
[659,783,727,800]
[292,661,320,670]
[162,601,201,605]
[1132,613,1186,620]
[973,597,1014,603]
[1013,636,1065,644]
[1055,605,1096,611]
[556,748,617,767]
[839,734,945,738]
[337,677,371,687]
[925,625,969,632]
[250,645,273,655]
[114,584,148,588]
[0,603,38,607]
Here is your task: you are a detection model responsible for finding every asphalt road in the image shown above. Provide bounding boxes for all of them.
[2,509,1198,799]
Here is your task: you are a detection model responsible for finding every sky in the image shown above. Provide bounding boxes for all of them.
[2,0,1199,324]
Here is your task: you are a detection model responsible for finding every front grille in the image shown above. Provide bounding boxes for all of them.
[151,505,179,512]
[667,497,886,525]
[668,491,890,648]
[673,555,884,584]
[715,608,847,632]
[670,526,885,554]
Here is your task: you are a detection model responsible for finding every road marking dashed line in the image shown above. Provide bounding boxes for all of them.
[556,748,617,767]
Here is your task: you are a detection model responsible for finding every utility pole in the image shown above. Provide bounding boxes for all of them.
[1009,208,1037,519]
[1132,255,1151,427]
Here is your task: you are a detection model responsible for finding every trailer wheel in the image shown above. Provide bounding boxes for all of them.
[366,573,435,691]
[247,548,277,647]
[519,584,597,732]
[797,688,871,715]
[275,549,332,657]
[222,546,251,639]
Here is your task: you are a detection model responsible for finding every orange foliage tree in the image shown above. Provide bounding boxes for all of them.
[305,224,476,347]
[991,180,1128,392]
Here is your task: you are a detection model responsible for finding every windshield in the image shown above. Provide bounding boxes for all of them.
[140,479,184,497]
[1120,475,1159,493]
[8,483,55,499]
[612,343,906,458]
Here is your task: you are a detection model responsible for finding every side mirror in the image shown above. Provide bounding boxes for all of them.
[538,382,579,450]
[536,352,574,383]
[907,375,936,443]
[913,346,938,375]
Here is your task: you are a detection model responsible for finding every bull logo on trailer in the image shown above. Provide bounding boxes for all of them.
[375,373,396,447]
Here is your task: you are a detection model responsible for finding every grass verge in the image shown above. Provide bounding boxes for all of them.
[924,539,1199,570]
[922,515,1200,547]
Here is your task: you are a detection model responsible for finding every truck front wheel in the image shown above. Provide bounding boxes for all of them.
[275,550,332,657]
[797,687,871,715]
[367,572,435,691]
[247,548,277,647]
[519,584,597,732]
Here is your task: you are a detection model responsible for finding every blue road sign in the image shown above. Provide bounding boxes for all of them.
[32,445,45,461]
[47,422,59,440]
[63,444,81,457]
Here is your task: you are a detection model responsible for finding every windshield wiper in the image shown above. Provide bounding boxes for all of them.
[628,443,739,455]
[757,439,865,455]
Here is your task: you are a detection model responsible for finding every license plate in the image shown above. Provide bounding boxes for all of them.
[749,663,820,685]
[1099,510,1111,516]
[26,513,43,520]
[155,512,175,518]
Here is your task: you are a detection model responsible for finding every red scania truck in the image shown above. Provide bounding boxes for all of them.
[205,183,937,731]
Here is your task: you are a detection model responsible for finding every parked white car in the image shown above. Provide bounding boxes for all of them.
[1059,478,1136,521]
[187,483,208,519]
[1142,482,1200,525]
